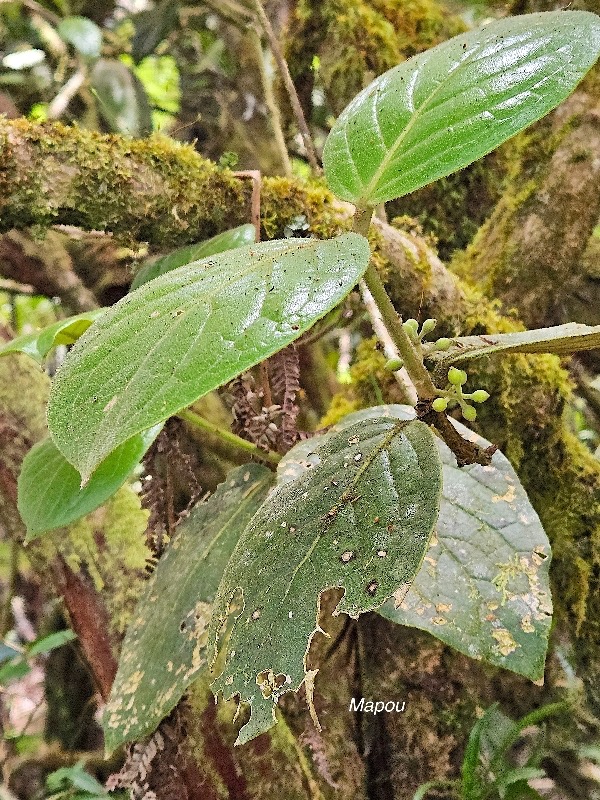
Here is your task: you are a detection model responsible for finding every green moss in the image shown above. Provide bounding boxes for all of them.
[0,119,247,247]
[286,0,465,116]
[63,486,149,635]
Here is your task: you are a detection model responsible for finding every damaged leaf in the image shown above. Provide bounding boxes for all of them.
[19,425,162,538]
[47,233,370,483]
[209,418,442,744]
[0,309,105,364]
[380,416,552,681]
[306,405,552,682]
[103,463,273,753]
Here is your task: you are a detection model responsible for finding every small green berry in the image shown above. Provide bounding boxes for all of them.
[471,389,490,403]
[462,404,477,422]
[420,318,437,336]
[432,397,448,413]
[434,337,451,351]
[384,357,404,372]
[448,367,467,386]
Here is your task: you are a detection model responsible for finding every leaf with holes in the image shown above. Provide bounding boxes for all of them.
[18,426,162,539]
[130,224,256,290]
[298,405,552,681]
[103,463,273,753]
[0,310,105,364]
[323,11,600,205]
[47,233,370,483]
[209,418,442,744]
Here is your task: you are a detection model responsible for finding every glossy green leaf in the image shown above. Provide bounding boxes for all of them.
[57,16,102,59]
[209,418,442,744]
[19,426,161,538]
[290,406,552,681]
[103,464,273,753]
[27,629,77,657]
[90,58,152,136]
[323,11,600,205]
[0,310,105,365]
[427,322,600,382]
[130,224,256,290]
[47,233,370,483]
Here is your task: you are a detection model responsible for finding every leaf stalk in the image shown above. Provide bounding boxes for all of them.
[177,408,281,466]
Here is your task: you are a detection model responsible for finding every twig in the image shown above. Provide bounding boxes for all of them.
[251,0,322,174]
[0,541,18,637]
[177,408,281,466]
[233,169,262,241]
[359,280,418,405]
[0,278,36,295]
[48,68,86,120]
[249,29,293,177]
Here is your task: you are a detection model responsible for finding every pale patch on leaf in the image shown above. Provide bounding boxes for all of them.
[284,405,552,682]
[103,464,273,753]
[209,418,442,744]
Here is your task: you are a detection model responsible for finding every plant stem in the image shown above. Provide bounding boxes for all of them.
[353,207,437,401]
[177,408,281,466]
[353,207,495,467]
[251,0,322,174]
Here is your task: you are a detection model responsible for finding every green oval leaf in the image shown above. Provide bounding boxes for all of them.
[90,58,152,136]
[18,426,161,538]
[313,405,552,682]
[47,233,370,483]
[57,16,102,59]
[209,418,442,744]
[103,464,273,753]
[0,310,105,365]
[130,223,256,290]
[323,11,600,205]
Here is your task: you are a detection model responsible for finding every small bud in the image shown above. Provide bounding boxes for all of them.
[403,318,419,341]
[420,318,437,336]
[462,404,477,422]
[432,397,448,413]
[434,337,451,351]
[384,357,404,372]
[471,389,490,403]
[448,367,468,386]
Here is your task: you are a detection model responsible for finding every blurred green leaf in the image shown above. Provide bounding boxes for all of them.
[57,17,102,59]
[27,629,77,657]
[0,309,105,364]
[90,58,152,136]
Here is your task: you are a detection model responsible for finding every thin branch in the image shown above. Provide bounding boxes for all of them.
[177,408,281,466]
[47,68,86,120]
[251,0,322,174]
[233,169,262,241]
[249,29,293,177]
[359,280,418,405]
